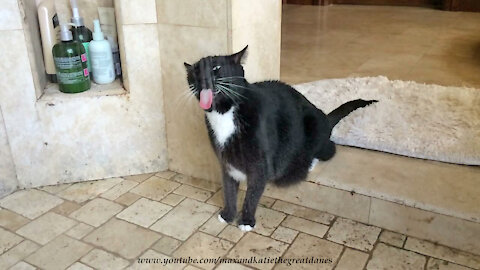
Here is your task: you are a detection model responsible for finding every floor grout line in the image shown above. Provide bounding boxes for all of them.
[1,170,479,269]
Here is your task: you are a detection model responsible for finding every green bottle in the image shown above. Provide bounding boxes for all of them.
[52,25,91,93]
[70,0,93,72]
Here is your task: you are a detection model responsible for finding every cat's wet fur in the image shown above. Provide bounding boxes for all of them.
[184,46,377,230]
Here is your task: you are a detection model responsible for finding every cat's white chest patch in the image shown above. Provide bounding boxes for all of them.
[227,164,247,182]
[206,107,236,147]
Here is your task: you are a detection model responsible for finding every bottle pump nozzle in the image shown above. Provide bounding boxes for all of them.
[70,0,84,26]
[59,24,73,41]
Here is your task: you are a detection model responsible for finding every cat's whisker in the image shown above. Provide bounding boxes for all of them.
[216,78,246,84]
[174,91,189,103]
[216,82,250,91]
[174,95,188,108]
[216,84,239,99]
[216,84,247,100]
[216,85,240,106]
[216,80,246,86]
[226,91,246,102]
[216,81,247,87]
[216,76,246,81]
[216,82,248,90]
[215,85,234,101]
[179,89,194,100]
[174,88,197,108]
[186,93,196,104]
[215,86,231,104]
[224,90,246,100]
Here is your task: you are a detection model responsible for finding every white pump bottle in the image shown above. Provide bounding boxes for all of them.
[89,19,115,84]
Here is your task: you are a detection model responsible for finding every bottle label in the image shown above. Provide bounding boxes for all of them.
[52,13,59,28]
[54,56,90,85]
[82,42,92,72]
[113,51,122,76]
[54,56,81,69]
[52,13,60,41]
[91,50,114,77]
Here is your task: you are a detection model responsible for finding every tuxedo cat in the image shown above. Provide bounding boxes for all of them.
[184,46,377,231]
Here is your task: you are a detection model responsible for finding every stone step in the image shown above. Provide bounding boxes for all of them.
[259,146,480,255]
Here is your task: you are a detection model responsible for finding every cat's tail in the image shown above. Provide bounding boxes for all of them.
[327,99,377,128]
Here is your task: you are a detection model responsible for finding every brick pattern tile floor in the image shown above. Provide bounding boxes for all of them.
[0,171,479,270]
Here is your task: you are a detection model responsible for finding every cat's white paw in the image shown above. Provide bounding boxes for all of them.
[309,158,319,172]
[218,214,227,223]
[238,224,254,232]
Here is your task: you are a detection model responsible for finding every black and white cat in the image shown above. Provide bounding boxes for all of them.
[184,46,376,231]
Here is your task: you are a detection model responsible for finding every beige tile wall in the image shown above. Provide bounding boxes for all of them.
[230,0,282,82]
[0,0,22,198]
[0,109,17,197]
[159,0,282,183]
[0,0,22,31]
[20,0,48,99]
[158,22,228,183]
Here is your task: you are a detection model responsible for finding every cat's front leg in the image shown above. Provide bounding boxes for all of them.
[238,177,266,231]
[219,170,239,224]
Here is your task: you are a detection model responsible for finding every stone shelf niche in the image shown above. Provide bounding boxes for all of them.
[21,0,127,100]
[0,0,168,192]
[0,0,281,195]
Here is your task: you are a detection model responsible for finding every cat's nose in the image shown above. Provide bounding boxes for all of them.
[201,78,214,91]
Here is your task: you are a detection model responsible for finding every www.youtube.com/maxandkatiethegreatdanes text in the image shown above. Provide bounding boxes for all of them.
[137,256,333,266]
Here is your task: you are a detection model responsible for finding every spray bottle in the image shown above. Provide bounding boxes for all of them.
[70,0,92,72]
[90,19,115,84]
[52,25,91,93]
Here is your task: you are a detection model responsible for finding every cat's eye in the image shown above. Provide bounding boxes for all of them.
[212,66,221,71]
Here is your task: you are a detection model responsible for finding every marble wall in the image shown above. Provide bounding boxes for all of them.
[231,0,282,82]
[0,0,23,198]
[0,108,17,196]
[0,0,168,195]
[0,0,281,197]
[159,0,282,183]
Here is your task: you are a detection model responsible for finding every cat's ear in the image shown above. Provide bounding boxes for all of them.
[230,45,248,64]
[184,62,194,74]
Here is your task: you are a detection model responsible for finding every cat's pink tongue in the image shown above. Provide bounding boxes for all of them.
[199,89,213,110]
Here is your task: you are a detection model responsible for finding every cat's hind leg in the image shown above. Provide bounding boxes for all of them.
[219,170,240,224]
[273,154,310,186]
[316,140,336,161]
